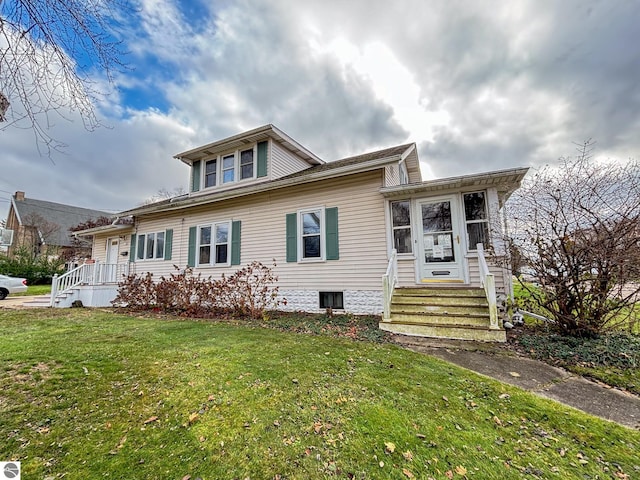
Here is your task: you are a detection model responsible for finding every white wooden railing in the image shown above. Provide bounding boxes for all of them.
[382,249,398,321]
[50,261,129,307]
[477,244,500,330]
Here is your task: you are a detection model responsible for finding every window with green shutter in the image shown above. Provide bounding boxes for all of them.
[191,160,201,192]
[286,207,339,262]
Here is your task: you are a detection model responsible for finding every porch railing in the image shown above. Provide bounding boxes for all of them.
[50,261,129,307]
[477,244,500,330]
[382,249,398,321]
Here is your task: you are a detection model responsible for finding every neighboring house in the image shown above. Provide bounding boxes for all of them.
[4,191,112,261]
[67,124,528,341]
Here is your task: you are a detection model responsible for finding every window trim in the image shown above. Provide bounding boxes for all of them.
[196,220,233,267]
[298,207,325,262]
[463,191,490,251]
[399,160,409,185]
[390,199,413,255]
[135,231,165,261]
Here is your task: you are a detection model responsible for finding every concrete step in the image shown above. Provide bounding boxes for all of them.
[380,321,506,342]
[389,311,491,327]
[22,295,54,308]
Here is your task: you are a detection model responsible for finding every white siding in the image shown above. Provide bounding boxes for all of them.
[108,171,389,291]
[467,255,508,294]
[384,164,400,187]
[271,141,313,179]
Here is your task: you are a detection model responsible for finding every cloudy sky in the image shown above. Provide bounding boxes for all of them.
[2,0,639,221]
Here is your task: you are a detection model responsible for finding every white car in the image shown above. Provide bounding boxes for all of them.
[0,274,28,300]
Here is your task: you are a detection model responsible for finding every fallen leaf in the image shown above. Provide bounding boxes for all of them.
[509,372,521,378]
[455,465,468,475]
[208,394,215,401]
[384,441,396,453]
[493,416,503,426]
[182,475,191,480]
[403,450,413,461]
[445,470,454,479]
[143,416,158,424]
[498,393,510,399]
[188,412,199,424]
[273,420,281,427]
[379,461,385,468]
[402,468,415,478]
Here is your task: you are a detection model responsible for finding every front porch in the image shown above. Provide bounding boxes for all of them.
[381,245,506,342]
[43,261,129,308]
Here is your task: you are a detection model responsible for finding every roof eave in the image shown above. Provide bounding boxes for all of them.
[73,224,134,237]
[380,167,530,199]
[121,155,402,217]
[175,124,324,166]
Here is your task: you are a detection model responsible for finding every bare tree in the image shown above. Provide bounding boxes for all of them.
[141,186,188,205]
[508,140,640,337]
[0,0,130,152]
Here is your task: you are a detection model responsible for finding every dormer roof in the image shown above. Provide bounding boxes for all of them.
[174,124,324,166]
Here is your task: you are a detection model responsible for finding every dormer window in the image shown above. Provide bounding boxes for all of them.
[222,154,235,183]
[204,159,217,188]
[240,148,254,179]
[190,140,269,192]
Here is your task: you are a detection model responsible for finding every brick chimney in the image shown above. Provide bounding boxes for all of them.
[14,191,24,201]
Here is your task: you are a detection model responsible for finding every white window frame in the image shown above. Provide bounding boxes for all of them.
[136,232,165,261]
[463,191,490,251]
[196,220,232,267]
[298,207,325,262]
[200,145,257,189]
[399,160,409,185]
[204,158,217,188]
[390,200,413,255]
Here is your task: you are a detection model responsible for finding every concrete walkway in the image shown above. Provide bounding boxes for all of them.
[394,335,640,430]
[0,295,41,309]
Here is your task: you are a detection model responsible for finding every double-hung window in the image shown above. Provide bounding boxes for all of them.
[240,148,254,180]
[390,200,412,254]
[197,221,231,266]
[204,159,217,188]
[300,209,323,260]
[136,232,165,260]
[222,154,235,184]
[463,192,489,250]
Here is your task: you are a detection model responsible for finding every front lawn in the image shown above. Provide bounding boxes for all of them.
[1,309,639,479]
[13,284,52,296]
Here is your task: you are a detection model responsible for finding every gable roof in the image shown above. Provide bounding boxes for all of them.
[10,194,112,247]
[175,124,325,166]
[118,143,417,217]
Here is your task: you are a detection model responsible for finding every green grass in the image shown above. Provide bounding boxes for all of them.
[1,309,639,479]
[13,284,51,296]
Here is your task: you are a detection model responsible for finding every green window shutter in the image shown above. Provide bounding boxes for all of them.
[191,160,201,192]
[286,213,297,262]
[231,221,241,265]
[187,226,197,267]
[164,229,173,261]
[325,207,339,260]
[257,141,268,178]
[129,234,136,263]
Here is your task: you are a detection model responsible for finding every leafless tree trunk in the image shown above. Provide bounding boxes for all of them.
[508,140,640,337]
[0,0,130,153]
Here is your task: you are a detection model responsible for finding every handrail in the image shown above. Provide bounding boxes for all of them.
[50,263,93,307]
[477,243,499,330]
[50,261,129,307]
[382,249,398,321]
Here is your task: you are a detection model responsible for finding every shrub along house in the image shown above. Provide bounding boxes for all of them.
[65,124,527,341]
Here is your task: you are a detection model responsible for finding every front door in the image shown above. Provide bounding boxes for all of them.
[417,196,465,282]
[105,238,119,283]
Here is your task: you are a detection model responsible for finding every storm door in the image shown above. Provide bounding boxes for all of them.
[417,196,464,282]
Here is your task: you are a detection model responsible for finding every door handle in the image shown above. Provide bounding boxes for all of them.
[456,235,460,244]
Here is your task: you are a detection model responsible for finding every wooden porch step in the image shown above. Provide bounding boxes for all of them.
[394,287,486,298]
[389,311,490,327]
[380,321,506,342]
